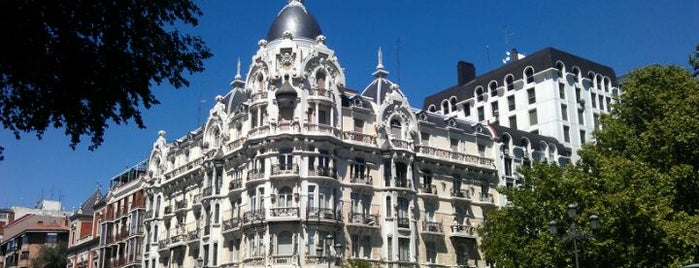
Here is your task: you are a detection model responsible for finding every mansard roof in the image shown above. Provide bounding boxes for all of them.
[423,47,618,110]
[490,124,571,156]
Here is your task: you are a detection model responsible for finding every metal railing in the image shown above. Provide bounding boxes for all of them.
[422,221,444,233]
[343,131,377,144]
[271,164,299,176]
[307,207,342,221]
[271,207,299,217]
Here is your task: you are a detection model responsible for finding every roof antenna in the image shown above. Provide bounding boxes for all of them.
[196,79,207,126]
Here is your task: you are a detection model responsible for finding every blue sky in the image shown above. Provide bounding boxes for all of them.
[1,0,697,211]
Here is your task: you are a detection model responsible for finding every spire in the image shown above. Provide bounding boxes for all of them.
[372,46,389,78]
[232,58,245,88]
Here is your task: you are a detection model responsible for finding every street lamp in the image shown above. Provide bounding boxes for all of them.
[196,257,205,268]
[548,204,599,268]
[323,234,342,268]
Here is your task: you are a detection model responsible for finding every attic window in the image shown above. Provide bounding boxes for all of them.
[524,67,534,83]
[555,61,565,78]
[475,87,484,102]
[427,105,436,113]
[353,98,363,108]
[488,81,498,97]
[505,75,514,91]
[316,71,326,90]
[449,97,457,113]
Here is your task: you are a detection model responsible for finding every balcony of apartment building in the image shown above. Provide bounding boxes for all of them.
[191,194,202,214]
[307,165,338,182]
[473,192,496,206]
[346,212,380,230]
[449,186,472,202]
[271,163,300,179]
[174,199,188,216]
[342,130,377,146]
[222,217,241,239]
[421,221,445,237]
[163,205,174,220]
[396,216,411,229]
[306,206,343,224]
[390,138,413,151]
[417,183,438,199]
[415,145,496,169]
[246,169,265,185]
[228,179,244,195]
[305,122,341,138]
[240,209,266,230]
[269,206,300,221]
[348,175,373,190]
[226,136,247,152]
[186,228,200,246]
[163,157,204,181]
[449,222,477,239]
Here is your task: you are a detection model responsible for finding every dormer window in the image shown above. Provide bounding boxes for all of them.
[524,67,535,84]
[488,81,498,97]
[449,97,457,113]
[475,87,484,102]
[505,75,514,91]
[555,61,565,78]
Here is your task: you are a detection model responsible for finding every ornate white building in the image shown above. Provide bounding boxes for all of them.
[141,1,506,267]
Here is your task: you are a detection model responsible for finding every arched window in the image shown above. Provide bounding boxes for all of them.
[587,72,596,88]
[214,203,220,223]
[316,71,326,90]
[255,73,264,91]
[386,196,392,217]
[441,100,449,114]
[555,61,565,78]
[475,87,484,102]
[277,231,293,255]
[524,67,535,83]
[449,97,458,113]
[390,119,402,139]
[596,75,603,90]
[505,75,514,91]
[572,66,581,83]
[428,105,436,113]
[488,81,498,97]
[604,77,612,92]
[520,138,530,155]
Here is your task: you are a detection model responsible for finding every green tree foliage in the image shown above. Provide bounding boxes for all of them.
[480,65,699,268]
[31,241,68,268]
[0,1,212,155]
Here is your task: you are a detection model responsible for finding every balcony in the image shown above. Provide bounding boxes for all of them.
[157,240,168,252]
[475,192,495,205]
[308,166,337,179]
[272,255,295,265]
[271,164,299,177]
[397,217,410,228]
[416,145,495,168]
[248,125,271,138]
[191,194,202,212]
[247,169,265,183]
[229,179,243,192]
[307,207,342,223]
[187,229,200,244]
[169,233,187,248]
[450,224,477,239]
[305,123,341,138]
[450,189,471,201]
[163,205,174,219]
[226,137,247,152]
[349,176,373,188]
[390,138,412,150]
[251,91,268,102]
[271,206,299,216]
[175,200,188,214]
[421,221,444,235]
[222,218,241,237]
[395,177,411,189]
[418,184,437,198]
[308,87,333,99]
[343,131,377,145]
[241,209,266,228]
[202,187,213,197]
[346,212,379,229]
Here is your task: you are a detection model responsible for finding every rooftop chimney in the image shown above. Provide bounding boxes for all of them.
[457,61,476,86]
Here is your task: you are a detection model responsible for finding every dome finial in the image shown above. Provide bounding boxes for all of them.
[231,57,245,88]
[235,58,242,80]
[377,47,385,70]
[372,46,389,78]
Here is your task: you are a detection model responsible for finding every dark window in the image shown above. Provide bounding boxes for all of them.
[580,130,586,144]
[463,105,471,117]
[509,115,517,129]
[529,109,538,125]
[491,101,499,117]
[489,81,498,96]
[477,107,485,121]
[563,126,570,142]
[527,88,536,104]
[561,104,568,121]
[591,93,597,108]
[578,109,584,125]
[508,96,515,111]
[506,75,514,91]
[575,87,582,102]
[559,83,566,99]
[525,68,534,83]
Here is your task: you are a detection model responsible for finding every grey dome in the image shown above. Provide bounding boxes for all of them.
[266,1,322,41]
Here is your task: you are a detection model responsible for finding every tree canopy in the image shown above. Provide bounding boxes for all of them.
[31,241,67,268]
[480,65,699,268]
[0,1,212,156]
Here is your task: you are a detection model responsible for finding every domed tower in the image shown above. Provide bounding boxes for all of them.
[245,0,346,134]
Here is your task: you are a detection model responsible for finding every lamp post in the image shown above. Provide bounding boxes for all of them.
[548,204,599,268]
[323,234,342,268]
